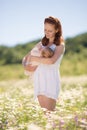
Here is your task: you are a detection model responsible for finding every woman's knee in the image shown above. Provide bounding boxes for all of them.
[37,95,56,111]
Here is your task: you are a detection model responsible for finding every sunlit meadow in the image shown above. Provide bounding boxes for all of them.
[0,76,87,130]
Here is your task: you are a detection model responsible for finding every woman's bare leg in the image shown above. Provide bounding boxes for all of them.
[37,95,56,111]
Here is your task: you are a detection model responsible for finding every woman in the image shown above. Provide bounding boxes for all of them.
[24,16,65,111]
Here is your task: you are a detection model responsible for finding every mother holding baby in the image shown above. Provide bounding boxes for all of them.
[23,16,65,111]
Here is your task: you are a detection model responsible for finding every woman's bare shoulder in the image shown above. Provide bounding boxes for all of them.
[56,42,65,49]
[55,42,65,54]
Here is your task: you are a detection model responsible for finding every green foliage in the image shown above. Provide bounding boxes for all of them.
[65,32,87,54]
[0,64,26,81]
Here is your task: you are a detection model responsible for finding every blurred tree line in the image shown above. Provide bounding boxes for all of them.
[0,32,87,65]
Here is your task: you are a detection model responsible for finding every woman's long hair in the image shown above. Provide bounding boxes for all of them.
[42,16,64,46]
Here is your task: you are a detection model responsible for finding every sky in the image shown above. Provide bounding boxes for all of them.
[0,0,87,46]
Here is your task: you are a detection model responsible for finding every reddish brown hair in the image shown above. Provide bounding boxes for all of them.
[42,16,64,46]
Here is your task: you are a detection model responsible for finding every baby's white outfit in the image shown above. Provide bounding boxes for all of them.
[24,44,56,76]
[33,43,65,100]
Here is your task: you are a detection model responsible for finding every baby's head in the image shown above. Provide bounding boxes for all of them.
[41,47,54,58]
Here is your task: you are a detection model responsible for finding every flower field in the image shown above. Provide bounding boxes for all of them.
[0,76,87,130]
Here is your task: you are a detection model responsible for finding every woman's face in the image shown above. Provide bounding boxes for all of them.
[44,23,57,39]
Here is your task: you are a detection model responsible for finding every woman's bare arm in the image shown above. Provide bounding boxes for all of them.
[24,64,38,72]
[30,43,65,64]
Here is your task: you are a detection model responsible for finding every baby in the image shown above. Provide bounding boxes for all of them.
[22,44,56,76]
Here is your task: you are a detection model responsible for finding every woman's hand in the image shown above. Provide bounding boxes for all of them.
[24,64,38,72]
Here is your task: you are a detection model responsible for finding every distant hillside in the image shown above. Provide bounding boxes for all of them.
[65,32,87,54]
[0,32,87,65]
[0,39,40,65]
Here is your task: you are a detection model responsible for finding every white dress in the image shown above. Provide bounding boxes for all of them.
[33,44,65,101]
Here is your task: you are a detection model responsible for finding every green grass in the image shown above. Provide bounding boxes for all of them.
[0,77,87,130]
[60,54,87,76]
[0,55,87,81]
[0,64,25,81]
